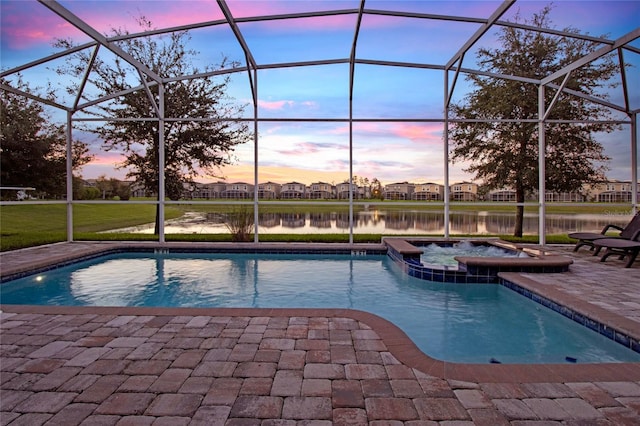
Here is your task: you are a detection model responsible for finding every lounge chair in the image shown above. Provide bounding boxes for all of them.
[593,230,640,268]
[568,213,640,253]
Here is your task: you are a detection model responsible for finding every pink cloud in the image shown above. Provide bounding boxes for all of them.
[258,99,295,110]
[227,0,357,29]
[276,141,345,156]
[258,99,318,111]
[1,2,86,49]
[325,124,349,135]
[393,123,442,142]
[1,0,224,50]
[353,122,443,143]
[68,1,225,36]
[276,141,320,156]
[88,151,125,165]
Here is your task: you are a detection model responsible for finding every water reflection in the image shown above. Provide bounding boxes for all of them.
[110,210,633,235]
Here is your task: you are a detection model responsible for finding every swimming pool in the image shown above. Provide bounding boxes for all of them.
[2,251,639,364]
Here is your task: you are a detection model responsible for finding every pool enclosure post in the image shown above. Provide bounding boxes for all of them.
[347,2,364,245]
[348,53,355,245]
[158,84,166,243]
[538,85,546,246]
[348,108,354,244]
[218,0,261,242]
[537,72,570,247]
[632,113,638,215]
[252,69,259,243]
[443,69,451,239]
[66,111,74,242]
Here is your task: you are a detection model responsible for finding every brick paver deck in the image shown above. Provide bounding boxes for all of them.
[1,242,639,424]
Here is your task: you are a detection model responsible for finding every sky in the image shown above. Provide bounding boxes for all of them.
[1,0,639,187]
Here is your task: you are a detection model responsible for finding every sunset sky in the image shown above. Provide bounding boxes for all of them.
[1,0,639,186]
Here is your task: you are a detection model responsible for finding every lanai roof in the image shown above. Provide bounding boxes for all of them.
[1,0,638,116]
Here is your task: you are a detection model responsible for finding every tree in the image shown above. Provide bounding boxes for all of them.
[449,6,616,237]
[93,175,123,199]
[55,17,252,230]
[370,178,383,200]
[0,77,92,200]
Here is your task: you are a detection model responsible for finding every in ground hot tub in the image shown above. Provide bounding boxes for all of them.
[384,238,573,283]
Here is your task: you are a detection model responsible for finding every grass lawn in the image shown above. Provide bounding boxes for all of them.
[0,203,181,251]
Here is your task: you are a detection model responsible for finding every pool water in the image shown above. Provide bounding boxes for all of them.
[2,252,638,364]
[421,241,528,268]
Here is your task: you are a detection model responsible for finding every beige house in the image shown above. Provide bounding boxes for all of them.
[586,181,638,203]
[281,182,306,199]
[309,182,334,199]
[487,188,517,202]
[258,182,281,199]
[336,182,367,199]
[545,190,585,202]
[413,183,444,201]
[195,182,227,199]
[384,182,414,200]
[450,182,478,201]
[222,182,254,199]
[146,178,637,203]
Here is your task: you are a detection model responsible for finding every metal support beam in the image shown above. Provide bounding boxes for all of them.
[542,28,640,85]
[349,105,354,244]
[38,0,163,84]
[138,69,161,118]
[446,55,464,109]
[538,85,546,246]
[543,71,571,121]
[632,113,638,215]
[443,71,450,238]
[73,46,100,111]
[0,83,68,111]
[66,111,74,242]
[218,0,258,104]
[0,41,95,79]
[446,0,514,69]
[618,48,630,113]
[349,1,366,100]
[158,84,166,243]
[253,69,260,243]
[348,1,365,244]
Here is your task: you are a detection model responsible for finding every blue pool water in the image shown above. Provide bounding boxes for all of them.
[2,252,638,364]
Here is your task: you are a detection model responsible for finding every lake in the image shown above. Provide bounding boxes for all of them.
[109,209,633,235]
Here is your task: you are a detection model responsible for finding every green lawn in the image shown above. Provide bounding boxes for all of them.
[0,203,182,251]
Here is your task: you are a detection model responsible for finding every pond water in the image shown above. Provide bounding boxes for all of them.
[108,210,633,236]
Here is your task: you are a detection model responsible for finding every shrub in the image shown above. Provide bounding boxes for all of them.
[223,205,254,242]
